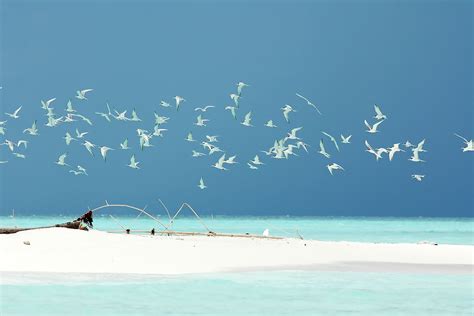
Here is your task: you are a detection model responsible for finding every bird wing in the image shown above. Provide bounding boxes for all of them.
[365,140,374,152]
[373,120,384,129]
[364,120,371,129]
[454,133,468,142]
[374,104,383,116]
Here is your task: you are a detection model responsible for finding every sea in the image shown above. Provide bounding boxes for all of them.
[1,215,473,315]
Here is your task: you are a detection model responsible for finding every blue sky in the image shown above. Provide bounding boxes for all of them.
[0,0,472,217]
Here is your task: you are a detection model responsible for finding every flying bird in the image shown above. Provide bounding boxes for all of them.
[454,133,474,152]
[364,119,384,134]
[341,135,352,144]
[100,146,114,162]
[322,131,340,152]
[237,82,249,96]
[365,140,383,161]
[247,163,258,170]
[23,121,39,136]
[241,112,253,127]
[77,165,88,175]
[130,109,141,122]
[225,155,238,164]
[318,139,330,158]
[13,153,26,159]
[206,135,219,143]
[41,98,56,110]
[404,141,414,148]
[409,149,425,163]
[327,163,344,175]
[192,150,206,157]
[76,89,93,100]
[281,105,295,123]
[195,105,215,112]
[55,153,69,167]
[264,120,277,128]
[95,103,112,122]
[212,154,228,170]
[296,93,321,115]
[185,132,195,142]
[250,155,264,165]
[412,174,425,182]
[82,141,96,156]
[128,155,140,169]
[66,100,76,113]
[174,96,186,111]
[5,106,22,119]
[373,104,387,120]
[75,128,88,139]
[286,127,303,140]
[230,94,240,107]
[194,115,209,127]
[160,101,171,107]
[120,138,130,150]
[198,177,207,190]
[387,143,405,161]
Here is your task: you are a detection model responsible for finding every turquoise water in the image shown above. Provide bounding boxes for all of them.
[1,216,473,315]
[1,271,472,315]
[1,215,473,244]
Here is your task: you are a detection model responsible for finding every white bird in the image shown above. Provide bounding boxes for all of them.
[208,146,223,155]
[225,155,238,164]
[413,139,427,153]
[412,174,425,182]
[23,120,39,136]
[454,134,474,152]
[195,105,215,112]
[262,229,269,237]
[154,112,170,125]
[286,127,303,140]
[139,132,153,150]
[0,160,7,164]
[66,100,76,113]
[160,100,171,107]
[63,132,75,145]
[41,98,56,109]
[404,141,414,148]
[185,132,195,142]
[373,104,387,120]
[409,150,425,163]
[5,106,22,119]
[130,109,141,122]
[247,163,258,170]
[206,135,219,143]
[100,146,114,162]
[192,150,206,157]
[13,153,26,159]
[318,139,330,158]
[250,155,264,165]
[296,141,310,153]
[387,143,405,161]
[0,120,7,125]
[120,138,130,150]
[296,93,321,115]
[0,126,6,135]
[75,128,88,139]
[237,82,249,96]
[198,177,207,190]
[194,115,209,127]
[17,140,28,149]
[212,154,228,170]
[45,115,63,127]
[174,96,186,111]
[113,109,129,121]
[225,106,237,120]
[76,89,93,100]
[77,165,88,175]
[69,170,83,176]
[153,125,167,137]
[327,163,344,175]
[364,119,384,133]
[1,140,16,152]
[241,112,253,127]
[264,120,277,128]
[95,103,112,122]
[281,105,295,123]
[72,114,93,126]
[128,155,140,169]
[365,140,383,160]
[230,94,240,107]
[341,134,352,144]
[55,153,69,166]
[322,131,340,152]
[82,141,96,156]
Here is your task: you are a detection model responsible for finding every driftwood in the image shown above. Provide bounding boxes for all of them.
[0,211,93,234]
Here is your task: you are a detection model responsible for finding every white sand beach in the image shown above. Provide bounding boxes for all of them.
[0,228,472,275]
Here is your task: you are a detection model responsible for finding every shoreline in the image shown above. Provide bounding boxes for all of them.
[1,228,472,277]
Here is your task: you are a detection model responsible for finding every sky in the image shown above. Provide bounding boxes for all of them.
[0,0,472,217]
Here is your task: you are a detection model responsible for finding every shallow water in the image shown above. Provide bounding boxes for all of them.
[1,271,472,316]
[1,215,472,245]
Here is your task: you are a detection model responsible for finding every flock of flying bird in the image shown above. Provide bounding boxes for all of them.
[0,84,473,189]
